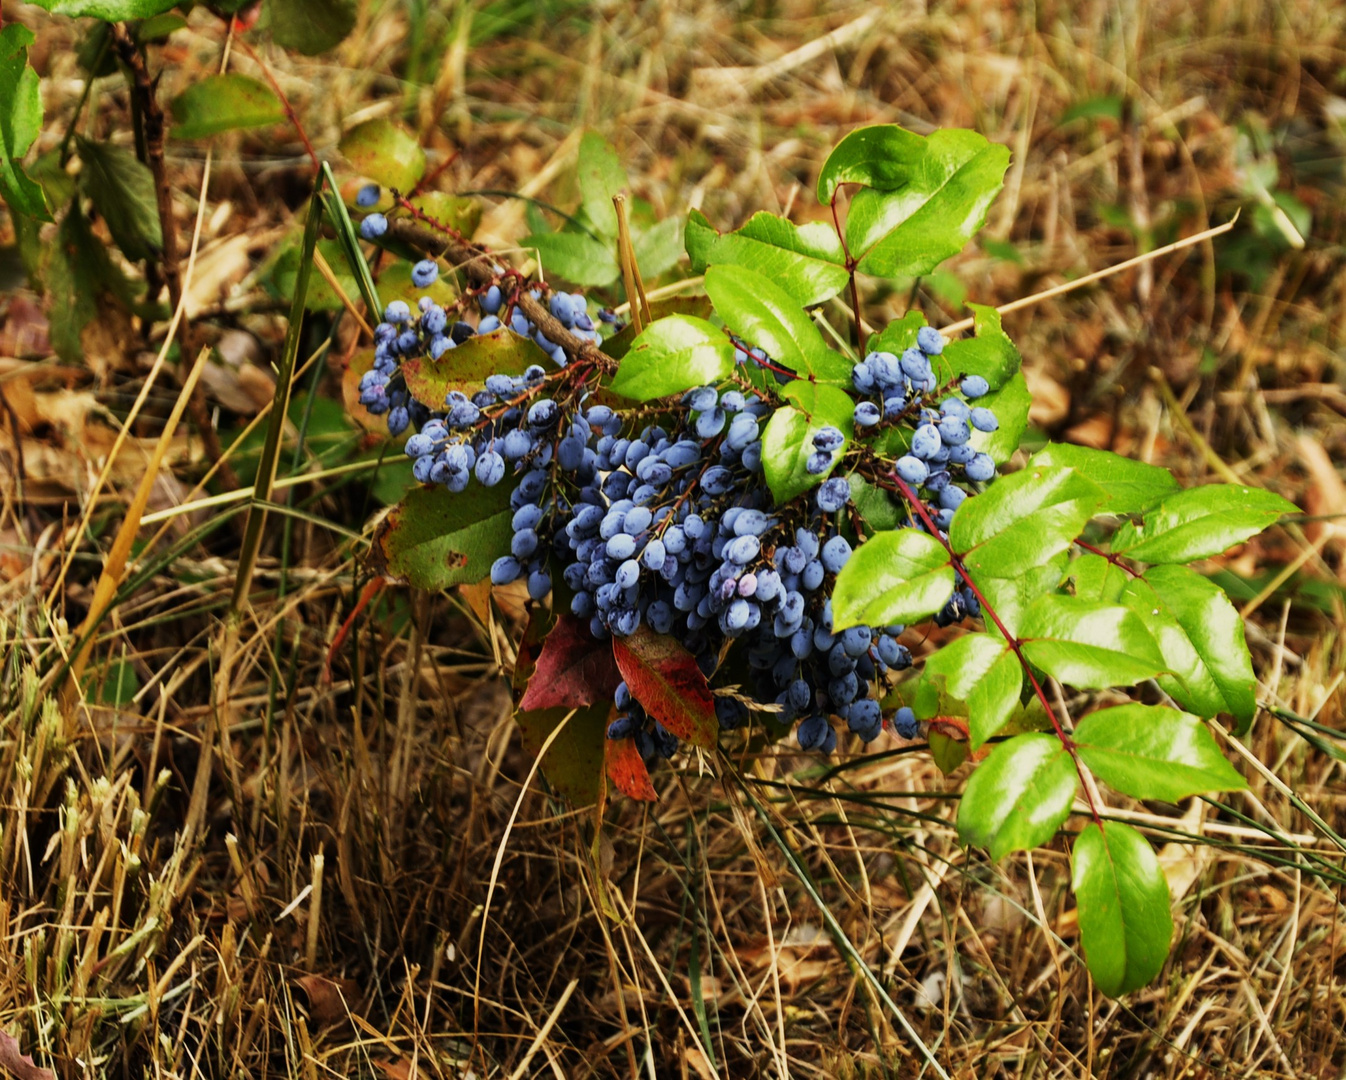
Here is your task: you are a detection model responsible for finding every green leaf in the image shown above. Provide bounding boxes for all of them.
[845,129,1010,278]
[976,553,1069,640]
[1030,443,1179,515]
[339,119,426,194]
[1073,703,1247,802]
[75,137,162,261]
[402,329,551,410]
[0,25,50,221]
[25,0,176,17]
[377,479,517,590]
[703,264,851,384]
[44,205,134,361]
[939,304,1020,392]
[1019,595,1166,689]
[957,733,1077,860]
[264,0,357,55]
[1112,484,1298,564]
[864,308,926,357]
[1120,566,1257,727]
[632,215,685,279]
[923,633,1022,748]
[952,466,1109,579]
[816,124,929,203]
[576,130,626,240]
[83,658,141,707]
[136,13,187,41]
[515,699,609,807]
[170,74,285,140]
[684,207,716,271]
[967,370,1030,464]
[847,473,902,534]
[831,528,955,629]
[524,230,620,288]
[761,381,854,503]
[694,211,849,307]
[1072,821,1173,996]
[609,315,734,401]
[410,191,481,237]
[599,295,713,361]
[1066,553,1130,603]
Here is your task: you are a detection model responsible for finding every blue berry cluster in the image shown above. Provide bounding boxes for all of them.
[476,288,603,367]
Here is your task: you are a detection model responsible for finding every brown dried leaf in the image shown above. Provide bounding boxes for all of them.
[0,1031,54,1080]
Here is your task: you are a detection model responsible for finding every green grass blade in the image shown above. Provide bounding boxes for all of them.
[321,161,382,317]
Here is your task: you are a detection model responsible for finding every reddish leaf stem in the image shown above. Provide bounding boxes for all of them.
[1075,539,1142,578]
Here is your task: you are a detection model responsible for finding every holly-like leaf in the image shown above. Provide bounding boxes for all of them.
[1112,485,1298,564]
[600,296,713,361]
[922,633,1022,748]
[938,304,1020,392]
[1073,703,1247,802]
[957,733,1077,859]
[576,130,626,239]
[518,614,623,712]
[170,74,285,140]
[704,264,851,384]
[816,123,929,203]
[967,370,1030,464]
[1030,443,1179,515]
[76,137,162,261]
[24,0,175,17]
[609,315,734,401]
[1072,821,1173,996]
[975,553,1069,639]
[402,329,551,410]
[831,528,955,629]
[606,734,657,801]
[1066,552,1131,603]
[1119,567,1257,726]
[691,211,849,307]
[612,627,718,748]
[376,480,516,591]
[265,0,357,56]
[524,229,620,288]
[952,465,1109,579]
[761,381,855,504]
[1018,595,1166,689]
[339,119,426,194]
[0,25,50,222]
[844,128,1010,278]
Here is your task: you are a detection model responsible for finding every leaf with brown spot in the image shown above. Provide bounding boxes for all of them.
[0,1032,53,1080]
[375,479,517,591]
[295,974,356,1029]
[605,735,657,802]
[612,627,718,748]
[518,614,622,712]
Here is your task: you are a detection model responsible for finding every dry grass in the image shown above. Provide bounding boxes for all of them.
[2,0,1345,1076]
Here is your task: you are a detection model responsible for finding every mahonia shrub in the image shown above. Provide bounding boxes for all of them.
[346,124,1293,998]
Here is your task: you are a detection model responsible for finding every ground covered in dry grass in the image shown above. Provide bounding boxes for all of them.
[2,0,1346,1077]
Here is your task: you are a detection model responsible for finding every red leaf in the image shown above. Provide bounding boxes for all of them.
[0,1032,54,1080]
[518,614,622,712]
[605,736,657,802]
[611,627,718,748]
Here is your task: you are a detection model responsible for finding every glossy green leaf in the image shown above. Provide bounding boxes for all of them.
[632,216,685,279]
[576,130,626,239]
[609,315,735,401]
[403,329,550,410]
[761,381,855,503]
[952,466,1108,579]
[703,264,851,384]
[864,308,926,358]
[1113,485,1297,564]
[1019,595,1166,689]
[599,296,713,361]
[938,304,1020,391]
[957,734,1077,859]
[684,207,716,271]
[1066,552,1130,603]
[377,479,517,590]
[1073,703,1246,802]
[845,129,1010,278]
[831,528,955,629]
[266,0,355,54]
[171,74,285,140]
[847,473,902,534]
[76,137,162,261]
[339,119,426,194]
[1120,565,1257,727]
[967,370,1030,464]
[1030,443,1179,515]
[1072,821,1173,996]
[0,25,50,221]
[976,553,1069,640]
[923,633,1023,748]
[25,0,175,17]
[692,211,849,307]
[525,230,620,287]
[816,124,929,203]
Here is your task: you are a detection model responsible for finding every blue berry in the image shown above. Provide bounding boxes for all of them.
[411,260,439,289]
[961,375,990,399]
[894,706,919,739]
[965,453,996,483]
[916,326,945,355]
[970,407,998,433]
[360,213,388,239]
[895,455,928,485]
[356,183,380,208]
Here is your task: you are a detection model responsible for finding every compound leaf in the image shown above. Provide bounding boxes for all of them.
[518,613,623,712]
[76,137,162,261]
[25,0,175,17]
[402,329,550,410]
[1072,821,1173,996]
[967,370,1030,464]
[576,130,626,240]
[265,0,357,55]
[957,733,1077,860]
[938,304,1020,391]
[340,118,426,194]
[761,381,854,504]
[524,229,620,287]
[606,734,657,801]
[0,25,50,221]
[817,123,929,202]
[693,210,849,306]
